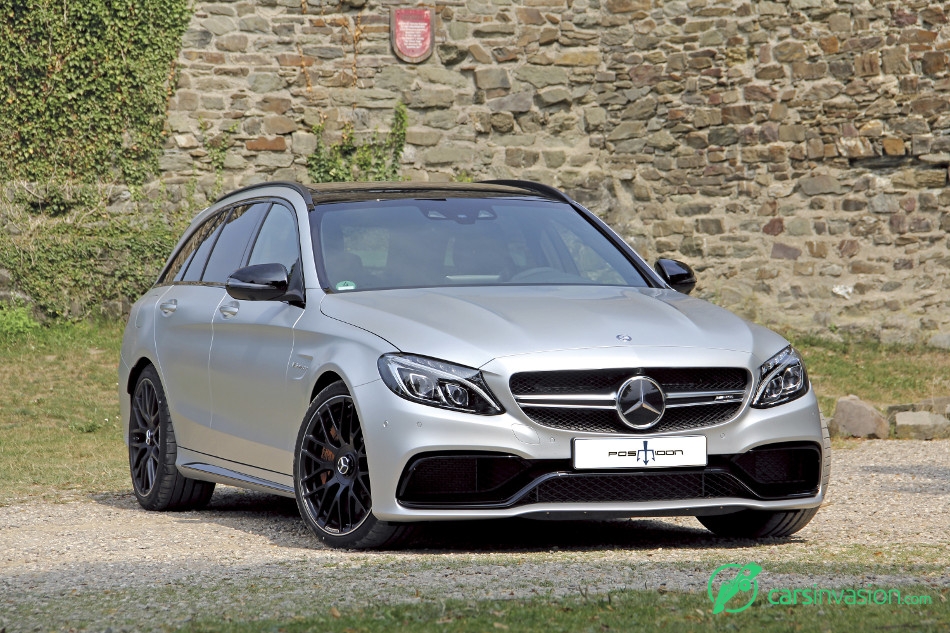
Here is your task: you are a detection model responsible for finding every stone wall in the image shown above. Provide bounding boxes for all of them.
[156,0,950,344]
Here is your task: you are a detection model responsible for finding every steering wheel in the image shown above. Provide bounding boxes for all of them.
[505,267,560,283]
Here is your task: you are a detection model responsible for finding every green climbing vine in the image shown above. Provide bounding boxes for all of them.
[0,0,193,318]
[205,121,240,200]
[0,210,179,319]
[307,103,408,183]
[0,0,191,185]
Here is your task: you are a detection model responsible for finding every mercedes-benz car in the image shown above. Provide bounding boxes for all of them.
[119,180,830,549]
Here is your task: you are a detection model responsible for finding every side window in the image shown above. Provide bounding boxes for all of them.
[248,204,301,276]
[201,202,271,283]
[164,212,226,283]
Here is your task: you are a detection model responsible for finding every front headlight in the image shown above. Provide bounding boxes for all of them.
[751,346,808,408]
[378,354,504,415]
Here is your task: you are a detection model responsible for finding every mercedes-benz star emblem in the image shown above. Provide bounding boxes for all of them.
[336,455,352,476]
[616,376,666,429]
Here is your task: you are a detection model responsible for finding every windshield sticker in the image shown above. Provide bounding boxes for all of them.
[336,281,357,291]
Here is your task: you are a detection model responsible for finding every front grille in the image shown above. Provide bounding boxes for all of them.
[516,471,747,505]
[510,369,632,395]
[525,409,619,433]
[510,367,750,434]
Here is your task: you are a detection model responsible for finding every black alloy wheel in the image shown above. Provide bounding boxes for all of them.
[129,365,215,511]
[130,375,162,497]
[297,392,371,534]
[294,381,413,549]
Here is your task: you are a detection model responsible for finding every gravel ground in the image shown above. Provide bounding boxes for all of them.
[2,440,949,631]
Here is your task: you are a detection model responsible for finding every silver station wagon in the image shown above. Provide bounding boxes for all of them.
[119,181,830,549]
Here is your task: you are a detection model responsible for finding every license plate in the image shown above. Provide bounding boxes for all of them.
[573,436,707,470]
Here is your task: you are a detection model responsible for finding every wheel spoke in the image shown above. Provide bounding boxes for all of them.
[301,442,335,467]
[307,479,335,513]
[334,486,346,531]
[133,393,148,429]
[354,474,371,500]
[145,453,157,489]
[326,402,342,444]
[348,484,367,514]
[300,468,330,485]
[302,467,332,490]
[141,387,152,423]
[132,451,147,480]
[320,485,340,528]
[341,401,354,446]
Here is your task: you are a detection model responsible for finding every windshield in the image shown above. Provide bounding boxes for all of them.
[314,197,650,292]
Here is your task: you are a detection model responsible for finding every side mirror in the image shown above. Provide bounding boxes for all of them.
[226,263,289,301]
[654,259,697,295]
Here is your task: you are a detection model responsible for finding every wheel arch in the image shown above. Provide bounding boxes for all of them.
[127,357,157,395]
[310,369,345,404]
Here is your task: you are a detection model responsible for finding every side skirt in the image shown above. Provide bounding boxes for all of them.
[179,461,295,498]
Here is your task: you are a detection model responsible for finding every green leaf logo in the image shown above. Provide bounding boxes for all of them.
[708,562,761,614]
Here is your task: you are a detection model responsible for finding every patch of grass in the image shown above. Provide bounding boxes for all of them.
[0,320,127,504]
[6,582,947,633]
[0,304,40,340]
[178,588,949,633]
[790,335,950,417]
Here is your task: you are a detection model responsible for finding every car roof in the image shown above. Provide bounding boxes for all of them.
[213,180,570,208]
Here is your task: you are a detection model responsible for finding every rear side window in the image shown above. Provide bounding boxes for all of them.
[201,202,271,283]
[163,212,226,283]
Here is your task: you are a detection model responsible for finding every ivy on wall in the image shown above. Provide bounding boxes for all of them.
[0,0,191,185]
[0,0,192,318]
[0,214,179,318]
[308,103,408,183]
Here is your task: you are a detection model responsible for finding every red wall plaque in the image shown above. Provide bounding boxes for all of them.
[391,8,434,64]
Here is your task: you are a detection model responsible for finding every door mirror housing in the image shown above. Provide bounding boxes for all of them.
[654,259,697,295]
[226,263,290,301]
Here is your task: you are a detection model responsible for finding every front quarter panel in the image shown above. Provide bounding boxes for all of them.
[278,294,400,468]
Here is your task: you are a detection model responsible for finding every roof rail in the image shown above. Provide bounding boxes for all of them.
[478,179,575,205]
[213,180,316,209]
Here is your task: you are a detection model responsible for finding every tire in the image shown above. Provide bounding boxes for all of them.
[129,365,215,511]
[698,423,831,539]
[293,381,414,549]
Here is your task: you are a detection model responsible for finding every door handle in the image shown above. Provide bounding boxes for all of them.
[159,300,178,315]
[219,302,239,318]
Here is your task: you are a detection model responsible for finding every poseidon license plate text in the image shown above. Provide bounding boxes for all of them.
[573,436,707,469]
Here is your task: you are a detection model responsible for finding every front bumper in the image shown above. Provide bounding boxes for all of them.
[397,442,821,509]
[353,376,826,522]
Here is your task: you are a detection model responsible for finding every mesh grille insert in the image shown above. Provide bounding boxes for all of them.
[510,367,748,396]
[518,471,748,505]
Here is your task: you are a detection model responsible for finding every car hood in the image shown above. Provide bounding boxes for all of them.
[320,286,777,370]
